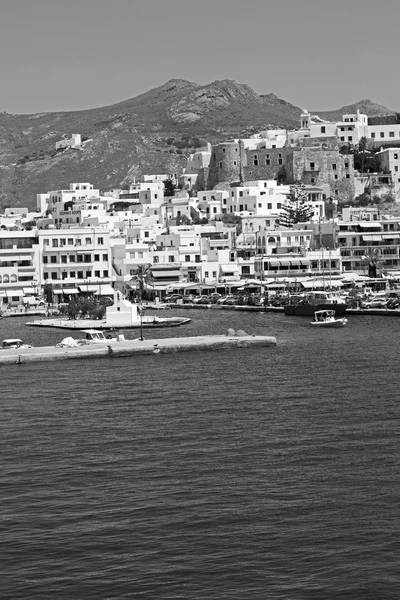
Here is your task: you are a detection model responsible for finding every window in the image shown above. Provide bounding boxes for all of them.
[346,174,350,179]
[77,271,83,279]
[103,270,108,277]
[311,177,315,184]
[394,154,398,160]
[43,256,48,264]
[144,231,149,238]
[75,239,81,246]
[69,255,76,263]
[68,238,73,245]
[94,270,100,277]
[380,132,384,138]
[310,162,315,170]
[222,147,225,153]
[77,254,83,263]
[266,159,270,165]
[348,136,352,141]
[277,203,281,209]
[219,161,223,169]
[102,253,107,261]
[50,255,57,264]
[62,272,67,280]
[345,162,349,168]
[70,271,76,278]
[168,256,174,263]
[321,126,326,133]
[85,238,91,245]
[278,159,283,165]
[371,132,375,138]
[239,191,243,197]
[390,132,395,137]
[60,238,66,247]
[94,254,100,261]
[185,255,190,262]
[267,203,272,209]
[205,271,209,278]
[61,255,67,263]
[332,163,337,170]
[86,271,91,278]
[233,161,237,166]
[97,237,104,245]
[51,272,57,280]
[253,158,258,166]
[334,174,338,180]
[340,137,345,142]
[52,239,58,247]
[395,166,399,172]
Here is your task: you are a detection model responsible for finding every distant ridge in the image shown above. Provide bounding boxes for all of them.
[0,78,396,209]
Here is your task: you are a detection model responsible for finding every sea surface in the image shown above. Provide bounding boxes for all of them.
[1,308,399,599]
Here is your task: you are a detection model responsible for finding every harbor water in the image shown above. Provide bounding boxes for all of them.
[1,309,399,599]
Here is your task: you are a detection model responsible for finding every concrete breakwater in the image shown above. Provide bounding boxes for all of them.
[0,334,277,365]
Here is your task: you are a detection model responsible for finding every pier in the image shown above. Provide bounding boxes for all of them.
[0,334,277,365]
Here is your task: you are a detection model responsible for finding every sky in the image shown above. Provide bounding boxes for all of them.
[1,0,399,114]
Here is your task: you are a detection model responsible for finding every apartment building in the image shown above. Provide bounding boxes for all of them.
[0,230,40,305]
[38,227,114,300]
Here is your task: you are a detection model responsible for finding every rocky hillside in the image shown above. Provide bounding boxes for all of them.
[0,79,395,209]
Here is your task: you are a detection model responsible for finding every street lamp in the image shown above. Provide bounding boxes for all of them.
[139,302,144,341]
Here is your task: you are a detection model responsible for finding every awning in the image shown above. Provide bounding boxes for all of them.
[0,291,7,297]
[362,235,382,241]
[78,284,99,292]
[52,288,63,294]
[23,287,35,294]
[264,258,280,267]
[357,222,382,229]
[94,284,115,296]
[220,264,239,273]
[382,233,400,240]
[63,288,79,294]
[8,289,24,296]
[0,256,18,261]
[278,258,293,266]
[301,279,343,289]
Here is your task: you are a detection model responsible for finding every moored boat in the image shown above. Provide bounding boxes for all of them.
[310,310,348,328]
[284,291,347,317]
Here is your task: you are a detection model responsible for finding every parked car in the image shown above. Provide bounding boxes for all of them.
[386,297,400,309]
[210,293,222,303]
[182,294,195,303]
[193,295,211,304]
[362,297,388,309]
[164,294,183,303]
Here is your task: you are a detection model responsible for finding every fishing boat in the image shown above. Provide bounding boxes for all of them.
[284,291,347,317]
[310,310,348,328]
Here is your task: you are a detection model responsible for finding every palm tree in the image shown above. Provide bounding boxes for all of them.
[131,265,154,302]
[131,265,154,341]
[361,247,383,278]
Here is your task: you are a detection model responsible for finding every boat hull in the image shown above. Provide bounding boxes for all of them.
[310,319,348,328]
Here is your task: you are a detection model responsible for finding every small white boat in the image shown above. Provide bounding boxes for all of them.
[310,310,348,328]
[1,338,33,350]
[56,330,121,347]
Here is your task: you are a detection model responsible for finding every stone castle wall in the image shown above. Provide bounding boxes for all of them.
[286,138,355,202]
[206,137,355,202]
[207,141,244,188]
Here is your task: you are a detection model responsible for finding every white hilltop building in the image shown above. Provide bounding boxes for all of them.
[55,134,82,151]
